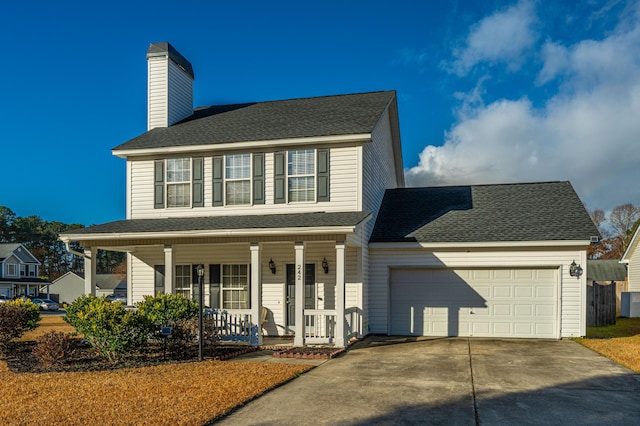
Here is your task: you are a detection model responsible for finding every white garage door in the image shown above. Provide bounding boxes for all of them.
[390,268,558,339]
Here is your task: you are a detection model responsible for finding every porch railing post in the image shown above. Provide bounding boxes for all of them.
[250,243,262,346]
[335,241,346,347]
[294,242,305,346]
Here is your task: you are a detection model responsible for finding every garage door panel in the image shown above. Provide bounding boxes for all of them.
[390,268,558,339]
[493,286,512,298]
[493,304,511,316]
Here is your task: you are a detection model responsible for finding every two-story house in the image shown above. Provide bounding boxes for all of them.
[0,243,50,298]
[60,42,598,347]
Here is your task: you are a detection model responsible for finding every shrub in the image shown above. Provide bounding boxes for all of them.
[33,331,76,367]
[0,305,30,348]
[63,295,148,362]
[136,293,200,353]
[6,298,41,331]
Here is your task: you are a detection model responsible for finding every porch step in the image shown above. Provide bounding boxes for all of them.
[272,346,346,360]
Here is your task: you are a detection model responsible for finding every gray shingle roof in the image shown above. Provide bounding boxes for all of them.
[370,182,600,243]
[586,260,627,281]
[61,211,371,236]
[113,91,395,151]
[0,243,39,264]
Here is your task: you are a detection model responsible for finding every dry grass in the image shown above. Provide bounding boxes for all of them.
[2,315,313,425]
[575,317,640,373]
[0,360,311,425]
[19,314,76,340]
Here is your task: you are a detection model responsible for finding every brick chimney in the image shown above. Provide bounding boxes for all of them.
[146,42,194,131]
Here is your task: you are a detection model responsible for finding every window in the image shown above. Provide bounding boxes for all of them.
[221,264,249,309]
[6,264,17,277]
[175,265,191,298]
[225,154,251,205]
[288,149,315,202]
[166,158,191,207]
[20,265,25,277]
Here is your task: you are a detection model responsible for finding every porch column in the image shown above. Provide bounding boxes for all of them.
[335,241,346,347]
[250,243,262,346]
[84,247,97,296]
[294,241,305,346]
[164,245,174,294]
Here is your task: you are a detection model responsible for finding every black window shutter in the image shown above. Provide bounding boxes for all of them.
[154,265,165,295]
[317,148,330,202]
[154,160,165,209]
[274,151,286,204]
[253,153,265,204]
[192,157,204,207]
[212,156,224,206]
[209,264,221,309]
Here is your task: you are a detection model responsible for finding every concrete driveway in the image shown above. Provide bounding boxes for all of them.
[215,337,640,425]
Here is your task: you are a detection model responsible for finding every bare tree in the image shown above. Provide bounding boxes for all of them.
[609,203,640,254]
[587,207,607,237]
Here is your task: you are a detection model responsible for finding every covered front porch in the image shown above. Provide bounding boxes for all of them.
[59,212,370,348]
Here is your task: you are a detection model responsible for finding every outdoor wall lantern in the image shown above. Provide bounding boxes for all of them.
[195,264,205,361]
[268,258,276,274]
[322,257,329,274]
[569,260,583,278]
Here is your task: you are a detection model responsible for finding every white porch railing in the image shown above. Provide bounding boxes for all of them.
[304,309,336,344]
[204,309,257,344]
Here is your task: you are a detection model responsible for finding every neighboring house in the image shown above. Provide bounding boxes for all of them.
[59,42,598,347]
[622,226,640,292]
[0,243,51,298]
[52,272,127,304]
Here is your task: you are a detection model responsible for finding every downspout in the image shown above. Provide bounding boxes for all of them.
[64,240,85,258]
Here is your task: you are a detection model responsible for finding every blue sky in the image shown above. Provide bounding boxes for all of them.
[1,0,638,225]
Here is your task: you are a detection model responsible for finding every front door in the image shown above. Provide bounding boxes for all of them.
[286,264,316,333]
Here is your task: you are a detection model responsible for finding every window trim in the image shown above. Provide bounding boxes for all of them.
[287,149,316,203]
[224,153,252,206]
[174,264,192,299]
[6,263,17,277]
[166,158,192,208]
[218,263,250,310]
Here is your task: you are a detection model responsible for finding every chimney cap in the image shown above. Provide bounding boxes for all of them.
[146,42,194,79]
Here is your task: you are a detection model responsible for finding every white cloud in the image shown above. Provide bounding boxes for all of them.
[447,0,538,75]
[408,4,640,211]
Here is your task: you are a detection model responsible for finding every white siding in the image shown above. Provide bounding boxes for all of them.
[129,146,359,218]
[147,58,193,130]
[362,109,399,240]
[629,247,640,291]
[128,241,363,337]
[368,247,587,338]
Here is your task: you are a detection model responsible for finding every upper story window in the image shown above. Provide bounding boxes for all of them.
[275,148,329,204]
[225,154,251,205]
[213,153,265,207]
[166,158,191,207]
[154,157,204,209]
[288,150,315,202]
[6,263,17,277]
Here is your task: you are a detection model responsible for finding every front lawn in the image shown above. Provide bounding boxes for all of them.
[1,315,313,425]
[0,359,311,425]
[575,317,640,373]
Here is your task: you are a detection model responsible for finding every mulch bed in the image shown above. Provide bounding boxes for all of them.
[272,346,345,359]
[0,339,258,373]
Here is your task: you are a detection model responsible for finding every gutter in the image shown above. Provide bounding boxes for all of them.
[64,240,85,258]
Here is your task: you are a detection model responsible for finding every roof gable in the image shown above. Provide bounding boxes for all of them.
[0,243,40,264]
[113,91,395,152]
[622,226,640,262]
[370,181,600,244]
